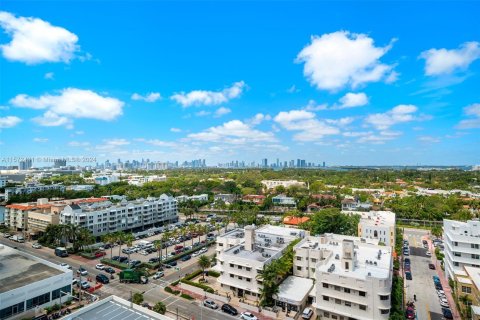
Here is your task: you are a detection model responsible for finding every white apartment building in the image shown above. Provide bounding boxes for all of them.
[176,194,209,203]
[214,193,236,204]
[215,228,246,255]
[217,225,306,299]
[0,176,6,188]
[60,194,178,236]
[127,175,167,186]
[342,210,396,247]
[293,234,392,320]
[272,194,296,206]
[261,179,306,190]
[5,183,65,201]
[93,174,119,185]
[443,219,480,281]
[0,244,73,320]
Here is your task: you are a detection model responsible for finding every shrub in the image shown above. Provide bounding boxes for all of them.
[207,270,220,277]
[180,293,194,300]
[100,258,129,270]
[180,278,214,293]
[171,280,180,286]
[80,252,96,259]
[132,292,144,305]
[153,301,166,314]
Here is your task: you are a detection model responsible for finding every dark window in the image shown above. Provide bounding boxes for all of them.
[26,292,51,310]
[0,302,25,319]
[345,301,351,307]
[323,296,329,301]
[335,299,341,304]
[359,305,367,311]
[380,309,390,314]
[359,291,366,297]
[380,294,389,300]
[323,283,329,288]
[344,288,351,293]
[334,285,341,291]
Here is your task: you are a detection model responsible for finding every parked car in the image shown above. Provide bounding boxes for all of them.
[240,312,258,320]
[104,267,116,274]
[301,307,314,319]
[94,251,106,258]
[77,267,88,276]
[181,255,192,261]
[79,280,90,290]
[442,307,453,319]
[433,275,441,283]
[439,297,450,308]
[405,272,412,280]
[203,299,218,309]
[119,256,128,263]
[153,271,164,279]
[405,307,415,319]
[59,263,72,269]
[32,243,42,249]
[169,261,178,267]
[221,303,238,315]
[112,256,120,261]
[429,263,436,270]
[96,274,110,284]
[426,251,432,257]
[95,264,105,270]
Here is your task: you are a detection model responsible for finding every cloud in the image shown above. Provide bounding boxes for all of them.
[418,135,441,143]
[457,103,480,129]
[170,128,182,133]
[188,120,275,144]
[0,11,79,64]
[357,130,402,144]
[171,81,245,107]
[296,31,396,91]
[0,115,22,128]
[325,117,355,126]
[337,92,369,109]
[248,113,271,125]
[135,138,177,147]
[32,110,73,128]
[274,110,339,141]
[195,110,211,117]
[304,100,328,111]
[286,85,300,93]
[33,137,48,143]
[96,138,129,150]
[420,41,480,76]
[131,92,161,102]
[214,107,231,118]
[11,88,124,127]
[44,72,54,80]
[364,104,420,130]
[68,141,90,147]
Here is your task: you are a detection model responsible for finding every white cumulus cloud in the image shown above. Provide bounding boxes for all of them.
[11,88,124,127]
[420,42,480,76]
[171,81,245,107]
[364,104,419,130]
[274,110,339,141]
[214,107,231,118]
[457,103,480,129]
[296,31,396,91]
[0,11,80,64]
[131,92,162,102]
[0,115,22,128]
[68,141,90,147]
[32,110,73,128]
[170,128,182,133]
[337,92,369,109]
[188,120,275,144]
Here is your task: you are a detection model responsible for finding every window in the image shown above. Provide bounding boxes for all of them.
[471,244,479,249]
[246,278,251,282]
[0,302,25,319]
[311,268,315,273]
[332,316,338,320]
[334,285,341,291]
[380,309,390,314]
[26,292,50,310]
[246,267,251,271]
[454,242,458,246]
[345,301,351,307]
[323,296,329,301]
[296,256,302,261]
[230,274,234,278]
[335,299,341,304]
[311,258,317,263]
[323,312,330,317]
[297,266,302,271]
[219,243,223,246]
[344,288,351,293]
[472,254,480,259]
[462,286,472,294]
[238,266,243,270]
[454,252,461,257]
[230,263,234,267]
[323,283,329,288]
[359,291,366,297]
[454,262,460,267]
[359,305,366,311]
[380,294,389,300]
[238,276,243,280]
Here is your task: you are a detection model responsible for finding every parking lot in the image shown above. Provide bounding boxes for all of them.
[403,228,449,320]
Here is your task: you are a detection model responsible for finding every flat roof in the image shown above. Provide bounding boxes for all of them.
[68,295,173,320]
[0,244,67,293]
[464,266,480,289]
[276,276,314,305]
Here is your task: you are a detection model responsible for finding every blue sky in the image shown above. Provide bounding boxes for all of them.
[0,1,479,166]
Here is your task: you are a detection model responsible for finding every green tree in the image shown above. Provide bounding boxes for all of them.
[123,233,135,262]
[198,255,211,280]
[153,301,166,314]
[132,292,144,305]
[431,226,442,238]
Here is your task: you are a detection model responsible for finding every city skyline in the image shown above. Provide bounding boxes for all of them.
[1,2,480,165]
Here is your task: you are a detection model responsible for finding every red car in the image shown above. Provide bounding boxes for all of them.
[405,307,415,319]
[94,251,106,258]
[174,245,184,251]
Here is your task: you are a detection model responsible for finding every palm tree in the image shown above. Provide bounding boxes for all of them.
[77,228,95,252]
[214,222,222,236]
[180,226,188,248]
[153,301,166,314]
[116,231,125,257]
[197,255,211,280]
[102,234,114,259]
[68,224,81,252]
[188,224,196,247]
[123,233,135,263]
[162,230,171,260]
[153,239,163,265]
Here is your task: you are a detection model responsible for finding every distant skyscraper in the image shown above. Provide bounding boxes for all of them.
[323,161,326,167]
[262,158,268,167]
[54,158,67,168]
[19,159,32,170]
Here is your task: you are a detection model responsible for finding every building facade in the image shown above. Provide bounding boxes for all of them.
[293,234,392,320]
[443,219,480,281]
[343,210,396,247]
[261,180,306,190]
[60,194,178,236]
[5,183,65,201]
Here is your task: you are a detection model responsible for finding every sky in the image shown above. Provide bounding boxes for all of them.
[0,1,479,166]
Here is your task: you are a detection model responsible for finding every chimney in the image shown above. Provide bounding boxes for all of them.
[341,239,355,271]
[244,225,256,251]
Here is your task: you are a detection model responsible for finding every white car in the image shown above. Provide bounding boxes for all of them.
[192,251,200,257]
[95,264,105,270]
[302,307,314,319]
[200,248,208,254]
[240,312,258,320]
[203,299,218,309]
[426,251,432,257]
[139,250,149,256]
[153,271,164,279]
[32,243,42,249]
[439,297,450,308]
[60,263,72,269]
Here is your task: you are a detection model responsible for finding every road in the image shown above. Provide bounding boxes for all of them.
[403,228,444,320]
[0,234,247,320]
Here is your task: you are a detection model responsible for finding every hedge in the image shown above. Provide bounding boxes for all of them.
[207,270,220,278]
[180,270,215,293]
[149,240,215,269]
[100,258,129,270]
[171,280,180,286]
[180,293,194,300]
[80,252,96,259]
[164,286,180,295]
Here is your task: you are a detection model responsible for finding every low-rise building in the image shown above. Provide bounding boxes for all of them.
[215,228,245,255]
[217,225,306,299]
[341,197,372,211]
[293,234,393,320]
[0,176,6,188]
[443,219,480,281]
[5,183,65,201]
[261,180,306,190]
[93,174,119,185]
[272,195,296,206]
[454,266,480,312]
[127,174,167,186]
[176,194,208,203]
[342,210,396,247]
[242,194,266,205]
[283,216,310,227]
[66,184,95,192]
[214,193,236,204]
[60,195,178,236]
[0,244,73,320]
